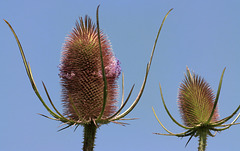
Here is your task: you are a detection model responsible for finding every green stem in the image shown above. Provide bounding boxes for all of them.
[83,121,97,151]
[198,128,208,151]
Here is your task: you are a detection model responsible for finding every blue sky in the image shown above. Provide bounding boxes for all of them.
[1,0,240,151]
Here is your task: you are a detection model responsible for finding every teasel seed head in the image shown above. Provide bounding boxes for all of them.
[59,16,121,122]
[178,67,219,127]
[153,66,240,150]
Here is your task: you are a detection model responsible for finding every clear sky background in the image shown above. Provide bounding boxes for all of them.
[1,0,240,151]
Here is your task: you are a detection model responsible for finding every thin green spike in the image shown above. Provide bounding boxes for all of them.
[213,105,240,127]
[96,5,108,121]
[120,72,125,108]
[154,129,194,137]
[4,19,59,119]
[58,124,73,132]
[109,84,135,120]
[152,107,175,134]
[159,83,192,129]
[42,82,66,119]
[207,68,226,123]
[74,124,81,132]
[115,9,173,120]
[185,133,195,147]
[114,66,149,120]
[38,113,59,121]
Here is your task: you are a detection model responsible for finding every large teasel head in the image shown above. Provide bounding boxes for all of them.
[59,16,121,121]
[5,6,173,131]
[152,67,240,151]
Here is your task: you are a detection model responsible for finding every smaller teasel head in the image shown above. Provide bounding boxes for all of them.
[152,67,240,150]
[178,67,219,127]
[59,16,121,122]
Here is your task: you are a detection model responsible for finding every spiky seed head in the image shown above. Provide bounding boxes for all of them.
[178,67,219,127]
[59,16,121,121]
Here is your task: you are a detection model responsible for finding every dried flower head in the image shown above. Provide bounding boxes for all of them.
[153,67,240,151]
[60,16,121,121]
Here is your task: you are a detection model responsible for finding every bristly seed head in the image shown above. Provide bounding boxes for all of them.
[59,16,121,121]
[178,67,219,127]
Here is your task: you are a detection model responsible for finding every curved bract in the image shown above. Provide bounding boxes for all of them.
[5,7,173,130]
[153,67,240,151]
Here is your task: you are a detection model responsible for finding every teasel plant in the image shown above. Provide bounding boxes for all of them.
[152,67,240,151]
[5,6,173,151]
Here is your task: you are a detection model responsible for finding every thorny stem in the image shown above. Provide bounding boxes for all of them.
[83,121,97,151]
[198,128,208,151]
